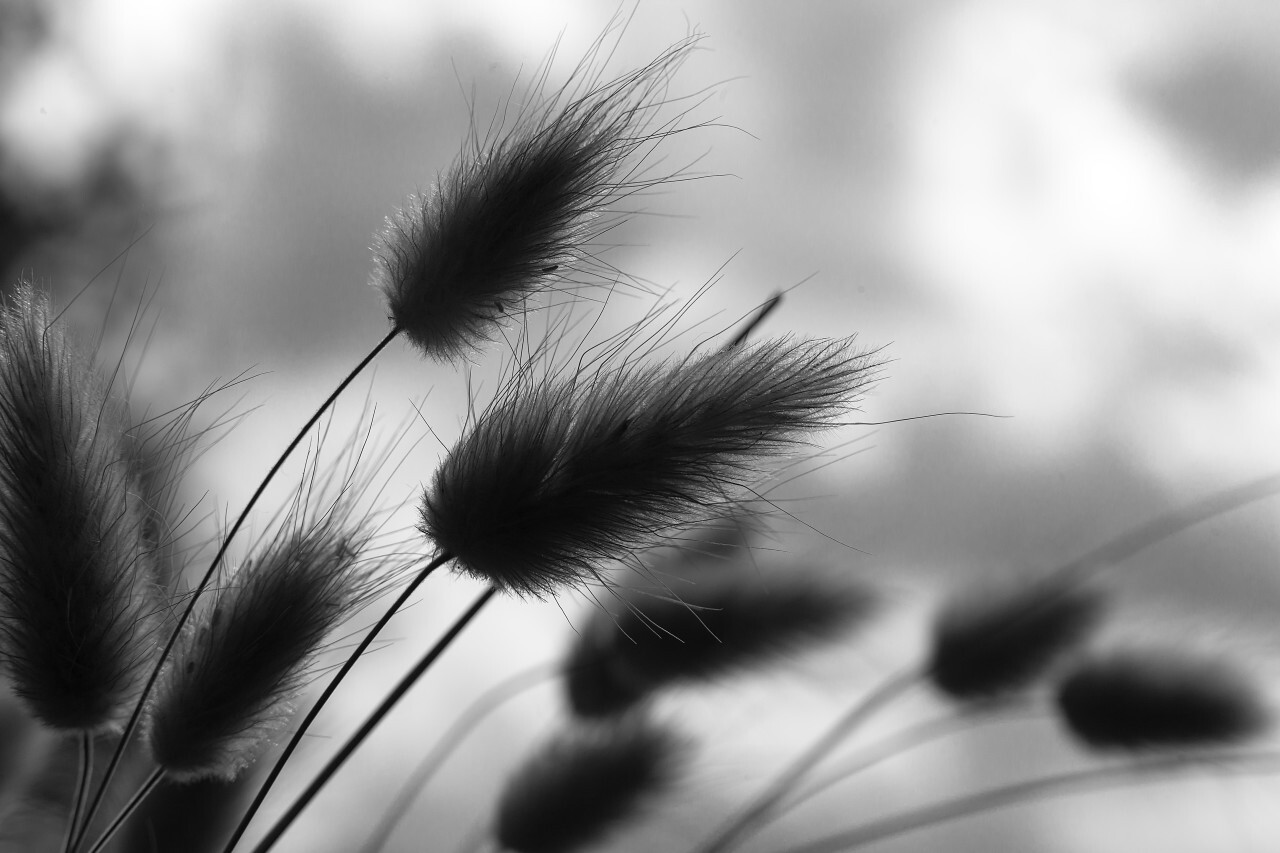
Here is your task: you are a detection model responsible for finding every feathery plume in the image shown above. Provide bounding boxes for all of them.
[0,282,161,732]
[146,520,378,782]
[929,575,1105,701]
[421,336,880,597]
[1056,647,1268,750]
[565,569,876,717]
[495,717,685,853]
[371,25,706,361]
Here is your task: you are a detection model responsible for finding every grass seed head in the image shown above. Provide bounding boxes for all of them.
[1056,647,1269,750]
[495,717,684,853]
[0,282,163,732]
[372,31,705,361]
[929,574,1105,701]
[421,336,880,597]
[565,568,877,717]
[146,525,375,782]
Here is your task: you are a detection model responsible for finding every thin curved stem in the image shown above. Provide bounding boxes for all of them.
[248,586,498,853]
[358,660,560,853]
[222,550,452,853]
[782,701,1045,817]
[61,732,93,853]
[777,749,1280,853]
[75,327,401,852]
[696,667,922,853]
[83,767,165,853]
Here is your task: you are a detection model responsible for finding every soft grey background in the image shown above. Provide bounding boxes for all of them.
[3,1,1280,851]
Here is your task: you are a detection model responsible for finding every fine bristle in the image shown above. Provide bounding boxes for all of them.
[1056,647,1269,750]
[146,524,374,782]
[565,570,877,718]
[373,30,706,361]
[929,575,1105,701]
[0,283,162,732]
[495,717,684,853]
[421,336,880,597]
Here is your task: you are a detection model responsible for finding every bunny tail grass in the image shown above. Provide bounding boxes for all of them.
[566,570,876,717]
[146,521,378,782]
[422,336,880,597]
[495,717,686,853]
[372,27,707,361]
[1056,647,1269,750]
[929,574,1105,701]
[0,283,162,733]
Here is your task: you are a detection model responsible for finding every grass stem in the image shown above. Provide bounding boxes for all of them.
[221,549,452,853]
[75,326,402,853]
[246,585,498,853]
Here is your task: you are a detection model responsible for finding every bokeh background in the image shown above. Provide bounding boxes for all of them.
[3,1,1280,851]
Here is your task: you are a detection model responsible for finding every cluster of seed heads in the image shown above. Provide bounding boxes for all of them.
[0,16,1274,853]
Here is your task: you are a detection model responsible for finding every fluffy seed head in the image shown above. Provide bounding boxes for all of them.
[421,336,879,597]
[0,283,162,732]
[929,575,1105,701]
[373,32,705,361]
[495,718,684,853]
[565,569,877,717]
[1056,647,1268,750]
[147,525,375,782]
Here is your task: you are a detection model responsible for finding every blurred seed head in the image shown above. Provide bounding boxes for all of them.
[373,28,707,361]
[565,567,877,718]
[1056,647,1269,750]
[0,282,162,732]
[929,574,1106,701]
[421,336,880,597]
[495,717,685,853]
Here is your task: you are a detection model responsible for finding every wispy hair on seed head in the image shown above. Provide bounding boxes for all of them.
[146,408,412,782]
[421,322,882,598]
[565,563,877,717]
[0,281,164,733]
[495,716,685,853]
[372,9,718,361]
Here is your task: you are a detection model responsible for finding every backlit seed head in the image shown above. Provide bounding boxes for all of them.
[1056,647,1269,750]
[373,30,705,361]
[0,282,162,732]
[565,568,877,717]
[421,336,880,597]
[929,574,1105,701]
[147,528,370,782]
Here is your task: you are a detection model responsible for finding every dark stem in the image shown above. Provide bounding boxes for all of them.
[728,294,782,348]
[777,750,1280,853]
[83,767,165,853]
[696,667,921,853]
[61,731,93,853]
[247,586,498,853]
[358,660,560,853]
[221,550,453,853]
[75,326,402,853]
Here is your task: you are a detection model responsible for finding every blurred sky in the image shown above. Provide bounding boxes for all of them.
[4,1,1280,851]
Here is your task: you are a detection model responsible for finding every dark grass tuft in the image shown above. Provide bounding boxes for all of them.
[1056,647,1269,750]
[495,717,684,853]
[421,336,880,597]
[0,283,163,732]
[929,575,1105,701]
[146,523,377,782]
[373,25,708,362]
[565,569,877,717]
